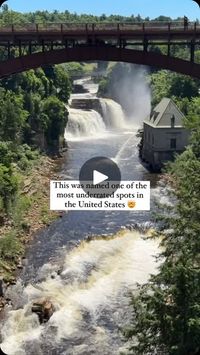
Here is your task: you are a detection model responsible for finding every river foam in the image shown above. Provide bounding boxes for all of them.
[1,230,159,355]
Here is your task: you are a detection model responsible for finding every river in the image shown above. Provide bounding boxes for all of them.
[0,77,169,355]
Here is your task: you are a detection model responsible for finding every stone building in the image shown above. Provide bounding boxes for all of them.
[142,98,189,171]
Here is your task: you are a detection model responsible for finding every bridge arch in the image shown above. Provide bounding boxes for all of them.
[0,46,200,79]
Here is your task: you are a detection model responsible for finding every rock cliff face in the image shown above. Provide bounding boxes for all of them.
[72,84,89,94]
[70,98,103,116]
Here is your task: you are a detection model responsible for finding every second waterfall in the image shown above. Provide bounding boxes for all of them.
[65,78,127,139]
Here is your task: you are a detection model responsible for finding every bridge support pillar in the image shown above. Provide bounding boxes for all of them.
[7,41,11,59]
[143,38,148,52]
[42,40,45,52]
[29,41,32,55]
[167,43,171,56]
[122,39,127,48]
[18,40,22,57]
[190,40,195,63]
[65,39,68,49]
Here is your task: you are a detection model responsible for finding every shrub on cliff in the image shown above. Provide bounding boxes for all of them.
[0,164,18,214]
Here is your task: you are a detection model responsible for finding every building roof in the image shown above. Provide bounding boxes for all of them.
[144,98,185,128]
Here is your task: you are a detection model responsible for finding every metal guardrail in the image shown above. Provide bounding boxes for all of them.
[0,21,199,32]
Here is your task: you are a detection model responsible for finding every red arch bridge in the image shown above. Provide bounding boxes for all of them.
[0,21,199,78]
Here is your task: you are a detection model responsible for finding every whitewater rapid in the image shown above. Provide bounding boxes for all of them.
[1,230,159,355]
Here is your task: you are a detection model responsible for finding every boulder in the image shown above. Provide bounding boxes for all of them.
[32,299,54,324]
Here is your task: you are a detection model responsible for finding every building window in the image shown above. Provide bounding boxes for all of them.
[153,112,159,122]
[171,115,175,128]
[170,138,176,149]
[150,111,159,122]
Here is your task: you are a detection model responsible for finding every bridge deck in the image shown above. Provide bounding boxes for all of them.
[0,22,199,44]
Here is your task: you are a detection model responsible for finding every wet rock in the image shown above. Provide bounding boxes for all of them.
[5,220,13,227]
[32,299,55,324]
[17,263,23,269]
[0,297,6,311]
[62,147,68,152]
[0,278,4,297]
[21,221,31,232]
[73,344,90,354]
[85,235,93,242]
[2,264,12,274]
[8,277,17,285]
[5,298,12,306]
[50,272,58,279]
[0,215,5,226]
[22,257,28,266]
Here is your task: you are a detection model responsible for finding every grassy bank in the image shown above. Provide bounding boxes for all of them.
[0,155,61,286]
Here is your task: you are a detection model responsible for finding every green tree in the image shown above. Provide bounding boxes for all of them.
[184,97,200,157]
[54,65,71,102]
[98,78,109,96]
[0,66,71,149]
[124,133,200,354]
[0,141,15,167]
[150,70,171,106]
[0,90,28,142]
[63,62,84,77]
[172,97,190,116]
[41,96,68,147]
[169,74,199,99]
[150,71,200,106]
[0,164,18,213]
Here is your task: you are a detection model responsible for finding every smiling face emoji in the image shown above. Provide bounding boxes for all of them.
[127,200,136,208]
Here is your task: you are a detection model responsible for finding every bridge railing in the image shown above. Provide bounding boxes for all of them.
[94,21,199,31]
[0,21,199,33]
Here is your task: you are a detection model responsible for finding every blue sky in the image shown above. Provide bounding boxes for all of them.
[6,0,200,20]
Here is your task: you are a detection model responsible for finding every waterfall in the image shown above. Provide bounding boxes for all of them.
[100,98,126,129]
[65,77,127,139]
[65,108,106,139]
[65,99,127,139]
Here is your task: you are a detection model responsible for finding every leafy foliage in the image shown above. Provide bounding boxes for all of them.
[0,64,71,215]
[124,129,200,354]
[41,96,68,146]
[0,164,18,213]
[0,231,23,261]
[0,89,28,142]
[0,5,196,25]
[150,71,200,106]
